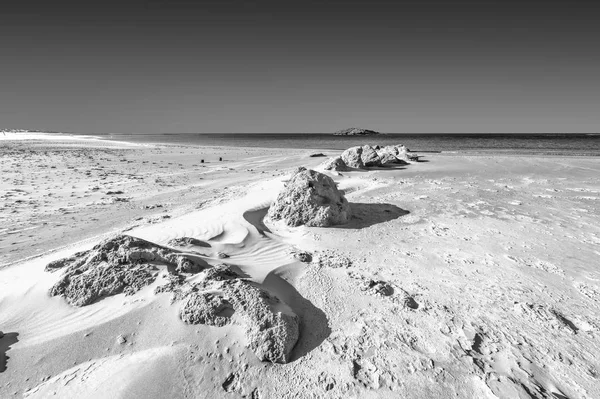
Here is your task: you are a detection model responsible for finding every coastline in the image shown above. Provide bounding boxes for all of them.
[1,135,600,398]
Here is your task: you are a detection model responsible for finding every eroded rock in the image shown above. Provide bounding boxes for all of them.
[46,235,202,306]
[321,156,348,172]
[341,146,364,168]
[179,265,300,363]
[360,145,381,167]
[336,144,419,169]
[267,167,351,227]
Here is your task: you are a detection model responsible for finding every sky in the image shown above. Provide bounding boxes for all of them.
[1,0,599,133]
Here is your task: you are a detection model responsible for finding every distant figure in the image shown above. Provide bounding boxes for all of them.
[219,157,222,161]
[201,159,204,163]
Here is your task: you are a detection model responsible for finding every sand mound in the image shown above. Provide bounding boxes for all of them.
[176,265,299,363]
[267,167,351,227]
[47,235,206,306]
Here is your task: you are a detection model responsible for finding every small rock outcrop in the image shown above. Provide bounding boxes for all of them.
[360,145,381,167]
[321,156,348,172]
[325,144,418,171]
[333,128,380,136]
[178,265,300,363]
[46,235,205,306]
[340,146,364,168]
[267,167,351,227]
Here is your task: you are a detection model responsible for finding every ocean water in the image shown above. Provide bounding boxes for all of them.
[97,133,600,156]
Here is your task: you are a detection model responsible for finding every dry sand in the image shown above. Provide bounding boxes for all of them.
[1,133,599,398]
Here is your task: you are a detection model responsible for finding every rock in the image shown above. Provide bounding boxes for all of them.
[313,250,353,269]
[341,146,364,168]
[224,279,299,363]
[116,334,127,345]
[292,250,313,263]
[360,145,380,167]
[333,128,380,136]
[321,156,348,172]
[376,145,409,165]
[0,331,4,339]
[167,237,210,248]
[363,280,394,296]
[179,265,300,363]
[46,235,189,306]
[267,167,351,227]
[180,292,234,327]
[175,256,204,274]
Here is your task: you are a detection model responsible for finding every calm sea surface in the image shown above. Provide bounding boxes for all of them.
[97,133,600,156]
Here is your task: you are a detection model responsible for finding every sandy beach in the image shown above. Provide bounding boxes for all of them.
[1,134,599,398]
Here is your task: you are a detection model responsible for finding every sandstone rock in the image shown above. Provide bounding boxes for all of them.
[180,291,234,327]
[360,145,381,167]
[341,146,364,168]
[224,279,299,363]
[267,167,350,227]
[167,237,210,248]
[46,235,195,306]
[179,265,300,363]
[321,156,348,172]
[175,256,204,274]
[376,146,407,165]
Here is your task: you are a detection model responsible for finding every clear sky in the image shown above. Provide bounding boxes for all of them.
[2,0,599,133]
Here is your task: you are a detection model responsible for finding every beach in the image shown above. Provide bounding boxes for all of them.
[1,133,599,398]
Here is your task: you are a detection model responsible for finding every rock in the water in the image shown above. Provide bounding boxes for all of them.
[333,128,380,136]
[267,167,351,227]
[46,235,198,306]
[341,146,364,168]
[321,156,348,172]
[179,265,300,363]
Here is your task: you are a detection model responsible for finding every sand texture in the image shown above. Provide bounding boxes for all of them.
[1,134,600,398]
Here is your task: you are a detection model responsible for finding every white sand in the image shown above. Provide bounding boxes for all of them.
[1,135,599,398]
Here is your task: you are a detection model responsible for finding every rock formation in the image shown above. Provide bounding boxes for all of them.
[360,145,381,166]
[267,167,351,227]
[340,146,364,168]
[46,235,205,306]
[321,156,348,172]
[325,144,418,171]
[46,237,300,363]
[177,265,300,363]
[333,128,380,136]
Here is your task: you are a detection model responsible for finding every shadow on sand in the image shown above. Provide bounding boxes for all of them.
[262,270,331,363]
[243,208,272,235]
[0,332,19,373]
[336,203,409,229]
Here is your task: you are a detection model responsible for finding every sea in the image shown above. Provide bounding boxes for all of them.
[95,133,600,156]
